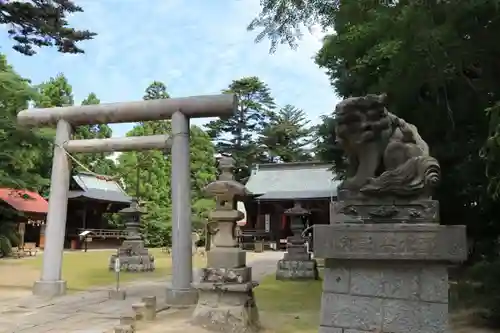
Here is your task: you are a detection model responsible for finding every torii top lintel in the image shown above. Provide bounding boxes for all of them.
[17,94,238,127]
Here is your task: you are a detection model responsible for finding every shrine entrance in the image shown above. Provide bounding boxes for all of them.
[17,94,237,304]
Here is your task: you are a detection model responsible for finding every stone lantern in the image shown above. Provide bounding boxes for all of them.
[108,198,155,272]
[191,156,260,333]
[276,201,318,280]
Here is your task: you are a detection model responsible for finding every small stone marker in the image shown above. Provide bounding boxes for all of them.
[119,316,136,330]
[131,303,145,321]
[109,257,126,300]
[141,296,157,321]
[108,289,126,300]
[113,324,134,333]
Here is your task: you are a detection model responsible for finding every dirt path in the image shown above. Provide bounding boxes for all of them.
[0,259,39,300]
[0,252,283,333]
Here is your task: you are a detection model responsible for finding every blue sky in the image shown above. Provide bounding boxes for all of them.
[0,0,339,138]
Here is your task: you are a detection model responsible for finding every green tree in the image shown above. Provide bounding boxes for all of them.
[206,76,276,180]
[116,81,217,247]
[0,0,96,56]
[143,81,170,100]
[250,0,500,320]
[259,104,314,162]
[250,0,500,258]
[117,121,172,247]
[0,54,49,190]
[73,93,115,176]
[33,73,73,195]
[312,115,346,178]
[35,73,74,108]
[118,80,172,246]
[0,54,51,254]
[189,126,217,233]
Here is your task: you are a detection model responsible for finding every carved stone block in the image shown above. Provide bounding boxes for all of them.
[119,316,135,330]
[383,300,447,333]
[114,325,134,333]
[283,252,311,261]
[109,289,126,300]
[322,264,350,294]
[320,293,383,331]
[419,266,449,303]
[330,200,440,224]
[199,266,252,284]
[192,283,260,333]
[207,248,246,268]
[313,224,467,262]
[131,303,145,321]
[141,296,156,321]
[276,259,319,280]
[319,257,452,332]
[349,265,419,300]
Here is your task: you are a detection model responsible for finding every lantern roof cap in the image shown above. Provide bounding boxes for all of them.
[118,198,145,214]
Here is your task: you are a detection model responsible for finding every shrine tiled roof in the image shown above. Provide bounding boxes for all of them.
[69,172,131,204]
[0,189,48,213]
[245,162,340,201]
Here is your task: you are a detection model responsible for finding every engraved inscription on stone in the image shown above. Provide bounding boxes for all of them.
[313,224,467,262]
[335,232,436,255]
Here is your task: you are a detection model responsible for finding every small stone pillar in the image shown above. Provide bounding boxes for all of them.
[109,198,155,272]
[276,202,319,280]
[314,192,468,333]
[191,156,260,333]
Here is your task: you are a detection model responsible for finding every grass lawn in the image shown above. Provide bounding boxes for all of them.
[255,274,323,333]
[252,273,499,333]
[1,249,207,292]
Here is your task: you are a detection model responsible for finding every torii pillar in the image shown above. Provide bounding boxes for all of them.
[17,95,237,304]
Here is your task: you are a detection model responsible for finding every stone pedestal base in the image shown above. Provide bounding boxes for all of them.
[276,259,319,280]
[109,254,155,272]
[320,261,449,333]
[192,282,260,333]
[109,289,127,300]
[32,280,67,297]
[109,241,155,272]
[313,223,467,333]
[165,283,199,307]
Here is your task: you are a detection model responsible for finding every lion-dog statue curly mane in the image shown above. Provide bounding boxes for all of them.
[334,93,440,199]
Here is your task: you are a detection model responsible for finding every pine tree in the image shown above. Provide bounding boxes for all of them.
[0,0,96,56]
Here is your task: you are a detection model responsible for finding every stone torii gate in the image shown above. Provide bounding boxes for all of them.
[17,94,237,304]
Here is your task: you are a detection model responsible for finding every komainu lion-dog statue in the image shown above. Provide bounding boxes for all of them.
[335,93,440,199]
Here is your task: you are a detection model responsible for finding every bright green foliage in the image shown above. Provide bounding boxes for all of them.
[35,73,74,108]
[143,81,170,100]
[0,55,50,190]
[259,104,314,162]
[206,76,276,180]
[0,0,96,56]
[116,81,216,247]
[73,93,115,176]
[189,126,217,231]
[312,115,346,178]
[33,74,73,194]
[0,54,51,255]
[247,0,336,53]
[251,0,500,320]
